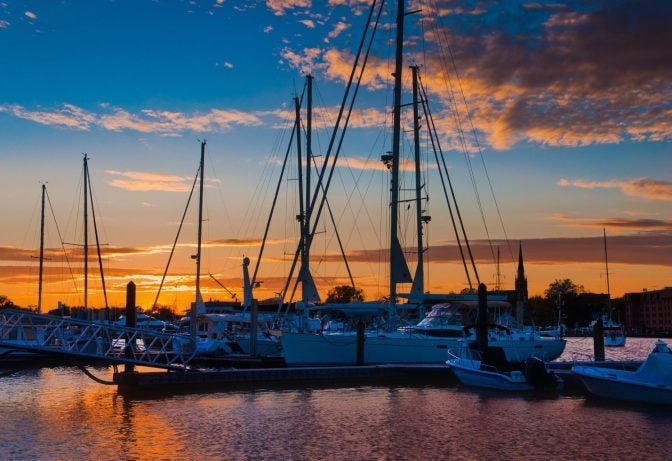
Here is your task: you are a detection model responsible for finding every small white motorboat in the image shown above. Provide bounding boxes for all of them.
[447,344,563,392]
[572,339,672,405]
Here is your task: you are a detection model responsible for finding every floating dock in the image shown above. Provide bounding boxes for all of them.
[113,360,642,395]
[113,364,456,394]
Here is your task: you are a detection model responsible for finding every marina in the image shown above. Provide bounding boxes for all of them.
[1,0,671,460]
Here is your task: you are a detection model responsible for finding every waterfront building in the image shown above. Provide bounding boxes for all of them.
[624,287,672,336]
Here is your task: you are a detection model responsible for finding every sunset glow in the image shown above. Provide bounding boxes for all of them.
[1,0,670,312]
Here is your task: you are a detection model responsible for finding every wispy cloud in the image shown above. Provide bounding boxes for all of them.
[280,47,324,74]
[266,0,311,16]
[326,21,349,41]
[558,178,672,201]
[0,20,10,29]
[312,234,672,267]
[24,11,37,20]
[0,104,95,130]
[299,19,315,29]
[551,214,672,232]
[105,170,195,192]
[208,238,286,247]
[1,103,263,135]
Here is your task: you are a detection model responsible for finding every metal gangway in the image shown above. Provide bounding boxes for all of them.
[0,309,196,370]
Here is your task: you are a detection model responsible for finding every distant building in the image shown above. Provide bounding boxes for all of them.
[624,287,672,335]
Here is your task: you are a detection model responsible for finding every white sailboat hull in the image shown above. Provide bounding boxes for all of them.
[281,332,565,366]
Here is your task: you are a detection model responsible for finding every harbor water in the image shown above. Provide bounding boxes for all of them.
[1,337,671,460]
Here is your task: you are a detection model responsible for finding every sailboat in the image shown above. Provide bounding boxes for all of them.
[158,142,281,357]
[279,0,566,366]
[602,229,626,347]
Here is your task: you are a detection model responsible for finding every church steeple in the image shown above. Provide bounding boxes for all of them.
[515,241,528,303]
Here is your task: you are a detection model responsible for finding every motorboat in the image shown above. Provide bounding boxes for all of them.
[114,313,173,332]
[281,302,566,366]
[447,343,563,391]
[603,318,626,347]
[572,339,672,405]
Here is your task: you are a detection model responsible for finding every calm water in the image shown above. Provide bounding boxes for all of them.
[1,338,671,461]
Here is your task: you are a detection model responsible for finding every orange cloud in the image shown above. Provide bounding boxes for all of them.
[558,178,672,201]
[106,170,194,192]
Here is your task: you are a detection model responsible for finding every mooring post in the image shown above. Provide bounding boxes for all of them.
[356,320,365,365]
[593,317,605,361]
[124,281,136,373]
[477,283,489,353]
[250,298,258,358]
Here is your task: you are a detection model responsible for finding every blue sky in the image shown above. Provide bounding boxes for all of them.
[1,0,670,309]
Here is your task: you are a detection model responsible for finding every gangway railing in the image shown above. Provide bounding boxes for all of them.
[0,309,196,370]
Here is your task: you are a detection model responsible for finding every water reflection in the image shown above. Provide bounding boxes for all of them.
[1,338,671,460]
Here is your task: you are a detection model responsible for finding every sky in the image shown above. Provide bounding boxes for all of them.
[0,0,670,312]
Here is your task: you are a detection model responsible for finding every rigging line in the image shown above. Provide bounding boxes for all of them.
[424,5,500,265]
[441,29,515,265]
[251,104,299,289]
[320,150,382,288]
[418,77,477,288]
[281,0,383,304]
[204,147,238,273]
[315,58,387,273]
[307,0,384,253]
[86,165,109,310]
[232,110,294,275]
[301,87,360,290]
[46,188,81,304]
[310,153,356,290]
[421,74,480,286]
[152,164,200,308]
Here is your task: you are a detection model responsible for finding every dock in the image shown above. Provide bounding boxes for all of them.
[112,360,643,395]
[113,363,457,394]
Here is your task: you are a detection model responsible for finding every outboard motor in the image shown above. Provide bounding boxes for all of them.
[524,357,558,390]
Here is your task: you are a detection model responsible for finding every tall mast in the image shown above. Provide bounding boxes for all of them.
[297,75,319,304]
[83,154,89,311]
[191,140,206,338]
[295,94,305,277]
[604,228,612,316]
[304,74,313,297]
[38,183,46,313]
[410,66,424,303]
[389,0,410,321]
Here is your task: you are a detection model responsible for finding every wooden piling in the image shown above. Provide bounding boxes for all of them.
[124,281,136,373]
[593,317,605,361]
[476,283,488,352]
[356,320,365,365]
[250,299,258,358]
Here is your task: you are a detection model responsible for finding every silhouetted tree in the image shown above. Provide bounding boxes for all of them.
[326,285,364,303]
[150,305,179,321]
[528,295,554,326]
[0,295,19,309]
